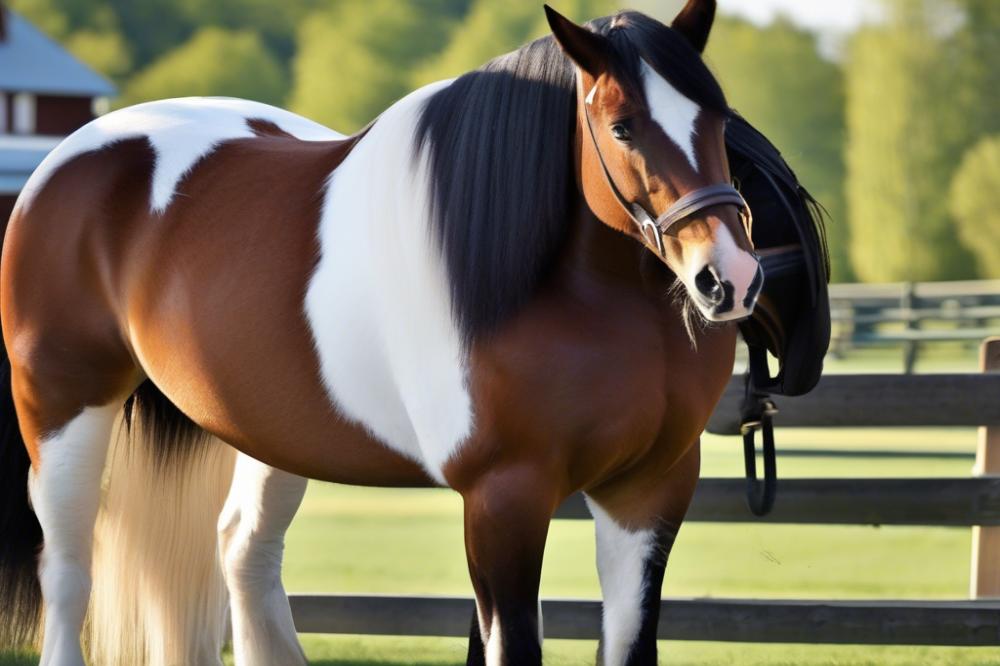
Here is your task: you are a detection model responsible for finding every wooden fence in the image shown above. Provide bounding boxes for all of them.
[285,338,1000,646]
[829,279,1000,372]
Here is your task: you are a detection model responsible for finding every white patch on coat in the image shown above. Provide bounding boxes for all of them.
[218,454,308,666]
[640,60,701,170]
[17,97,341,214]
[585,496,657,666]
[485,613,502,665]
[682,221,761,322]
[304,80,473,485]
[30,403,120,666]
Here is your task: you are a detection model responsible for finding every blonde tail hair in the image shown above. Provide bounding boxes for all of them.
[86,404,236,666]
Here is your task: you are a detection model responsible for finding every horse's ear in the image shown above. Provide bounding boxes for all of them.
[544,5,609,77]
[671,0,717,53]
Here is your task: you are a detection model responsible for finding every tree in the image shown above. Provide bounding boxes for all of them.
[412,1,539,85]
[705,17,850,280]
[66,26,132,80]
[949,0,1000,142]
[845,0,977,282]
[949,136,1000,277]
[62,5,131,81]
[413,0,621,87]
[122,27,285,106]
[289,0,466,132]
[173,0,322,66]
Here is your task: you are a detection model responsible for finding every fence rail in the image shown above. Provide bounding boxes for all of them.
[554,478,1000,526]
[828,279,1000,371]
[706,373,1000,434]
[287,595,1000,646]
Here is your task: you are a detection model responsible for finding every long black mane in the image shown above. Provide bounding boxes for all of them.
[416,11,729,346]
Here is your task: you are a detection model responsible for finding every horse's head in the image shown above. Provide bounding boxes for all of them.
[546,1,762,322]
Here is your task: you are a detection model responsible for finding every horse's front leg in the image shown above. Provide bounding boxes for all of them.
[585,441,700,666]
[460,465,559,666]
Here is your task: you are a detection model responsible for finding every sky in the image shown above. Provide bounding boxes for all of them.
[717,0,884,33]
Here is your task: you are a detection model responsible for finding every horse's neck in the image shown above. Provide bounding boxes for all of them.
[561,204,675,298]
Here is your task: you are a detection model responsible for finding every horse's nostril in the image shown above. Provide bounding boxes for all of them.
[694,266,723,304]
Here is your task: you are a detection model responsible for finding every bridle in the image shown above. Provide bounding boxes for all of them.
[582,92,753,259]
[584,93,780,515]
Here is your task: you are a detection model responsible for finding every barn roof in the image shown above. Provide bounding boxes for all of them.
[0,11,115,97]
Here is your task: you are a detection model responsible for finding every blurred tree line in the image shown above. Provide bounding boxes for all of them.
[9,0,1000,282]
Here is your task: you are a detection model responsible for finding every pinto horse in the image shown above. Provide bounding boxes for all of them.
[0,2,764,665]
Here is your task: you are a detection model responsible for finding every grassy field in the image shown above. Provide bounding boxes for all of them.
[5,345,999,665]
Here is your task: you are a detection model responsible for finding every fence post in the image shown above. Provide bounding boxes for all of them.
[901,282,918,374]
[970,337,1000,599]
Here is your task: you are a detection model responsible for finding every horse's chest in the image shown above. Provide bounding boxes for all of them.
[456,292,737,486]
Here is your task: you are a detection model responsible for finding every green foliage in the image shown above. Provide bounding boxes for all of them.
[288,0,466,133]
[173,0,322,65]
[123,27,285,106]
[706,17,850,281]
[65,27,132,80]
[9,0,71,39]
[845,0,980,282]
[412,1,539,85]
[949,0,1000,142]
[413,0,628,88]
[949,135,1000,278]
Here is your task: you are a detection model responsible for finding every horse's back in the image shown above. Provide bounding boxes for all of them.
[14,97,340,216]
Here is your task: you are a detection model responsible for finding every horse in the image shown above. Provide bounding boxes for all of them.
[0,2,765,664]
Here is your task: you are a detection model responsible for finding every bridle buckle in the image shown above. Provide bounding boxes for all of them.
[639,217,666,257]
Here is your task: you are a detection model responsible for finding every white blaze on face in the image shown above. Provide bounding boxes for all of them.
[640,59,701,171]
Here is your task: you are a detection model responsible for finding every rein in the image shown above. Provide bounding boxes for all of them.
[581,98,752,258]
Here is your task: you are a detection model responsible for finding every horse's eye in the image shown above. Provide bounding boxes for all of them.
[610,123,631,142]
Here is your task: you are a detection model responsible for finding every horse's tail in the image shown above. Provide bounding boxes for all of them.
[0,330,43,651]
[86,383,236,666]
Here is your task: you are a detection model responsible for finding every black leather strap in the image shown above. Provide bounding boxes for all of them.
[654,183,749,233]
[740,372,778,516]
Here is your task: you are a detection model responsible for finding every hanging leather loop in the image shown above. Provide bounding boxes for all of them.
[740,375,778,516]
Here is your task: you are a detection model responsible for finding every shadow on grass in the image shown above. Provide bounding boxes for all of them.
[0,653,36,666]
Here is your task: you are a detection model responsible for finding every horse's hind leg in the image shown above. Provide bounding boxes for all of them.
[6,325,138,665]
[217,453,308,666]
[29,403,120,666]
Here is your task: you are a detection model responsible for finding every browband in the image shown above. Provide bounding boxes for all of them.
[583,101,751,258]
